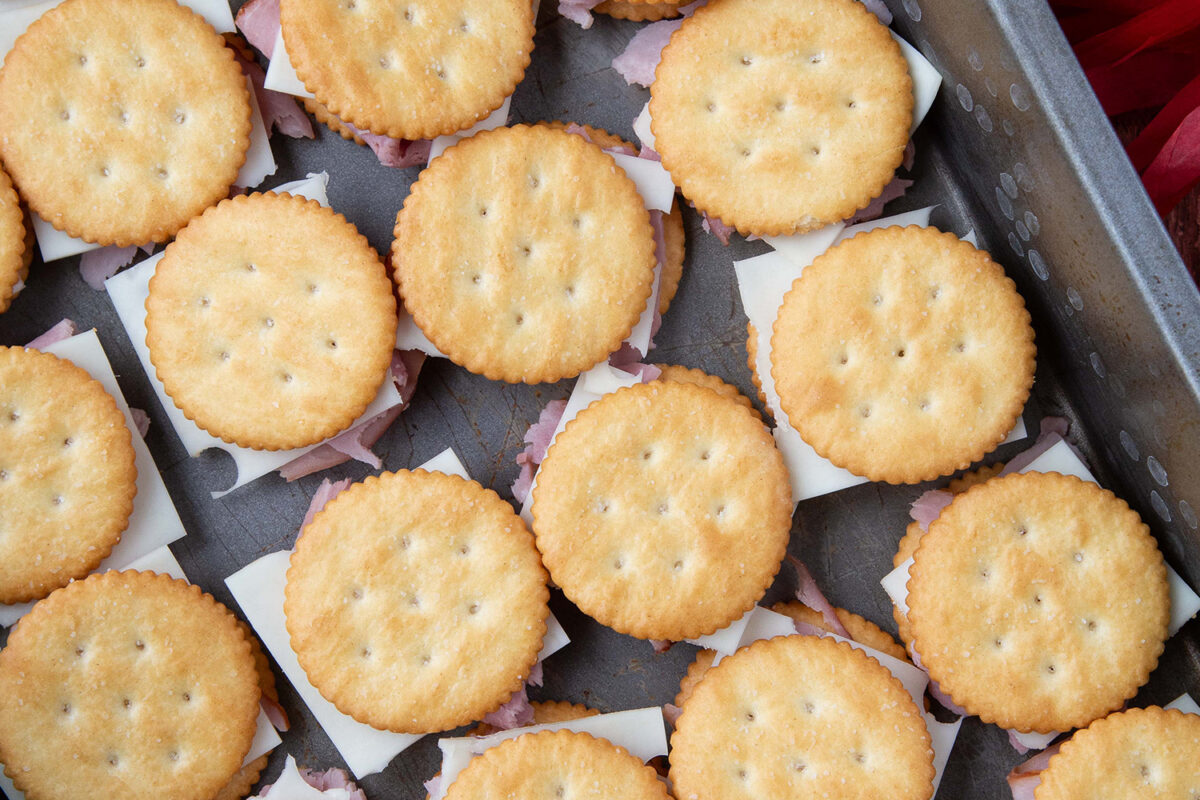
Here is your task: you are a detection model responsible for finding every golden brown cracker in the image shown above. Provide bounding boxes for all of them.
[744,321,771,414]
[649,0,912,236]
[531,381,792,640]
[670,635,934,800]
[0,164,29,313]
[0,0,252,245]
[145,192,397,451]
[0,571,260,800]
[305,97,366,145]
[906,472,1170,733]
[596,0,687,21]
[771,226,1035,484]
[771,601,908,662]
[1035,706,1200,800]
[286,469,549,733]
[674,648,718,708]
[444,729,670,800]
[280,0,534,140]
[212,756,268,800]
[654,363,758,419]
[394,125,656,384]
[0,346,137,604]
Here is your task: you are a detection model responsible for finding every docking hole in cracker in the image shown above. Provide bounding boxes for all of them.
[670,635,935,800]
[393,125,657,384]
[285,469,550,733]
[905,471,1170,734]
[531,380,792,640]
[770,225,1036,484]
[0,571,261,800]
[145,192,397,451]
[0,346,137,605]
[649,0,913,236]
[0,0,252,246]
[279,0,534,140]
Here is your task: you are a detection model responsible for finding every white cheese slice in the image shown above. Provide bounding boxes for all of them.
[429,99,512,162]
[226,448,571,779]
[263,26,316,98]
[610,154,674,213]
[432,707,668,800]
[518,363,643,524]
[1,0,276,263]
[105,173,410,497]
[0,330,188,628]
[633,103,654,152]
[252,755,356,800]
[1166,693,1200,715]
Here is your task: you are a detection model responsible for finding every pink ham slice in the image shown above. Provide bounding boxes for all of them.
[230,49,315,140]
[259,763,368,799]
[130,408,151,438]
[236,0,281,57]
[25,319,77,349]
[611,1,707,87]
[261,695,290,732]
[786,554,852,638]
[300,477,352,531]
[481,685,536,730]
[846,178,914,225]
[1005,742,1061,800]
[558,0,604,29]
[510,398,567,505]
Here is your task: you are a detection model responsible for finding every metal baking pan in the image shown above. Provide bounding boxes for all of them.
[2,1,1198,798]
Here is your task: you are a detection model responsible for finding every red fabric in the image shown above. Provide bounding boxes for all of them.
[1056,0,1200,216]
[1127,72,1200,171]
[1087,50,1200,116]
[1074,0,1200,69]
[1142,105,1200,215]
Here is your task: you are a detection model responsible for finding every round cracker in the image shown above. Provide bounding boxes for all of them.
[0,571,261,800]
[771,226,1035,484]
[0,164,29,314]
[649,0,912,236]
[654,364,758,419]
[670,635,935,800]
[394,125,657,384]
[770,601,909,662]
[444,730,669,800]
[285,469,550,733]
[0,0,251,246]
[531,380,792,640]
[280,0,534,140]
[1035,707,1200,800]
[595,0,687,21]
[146,192,397,451]
[906,472,1170,733]
[0,347,137,604]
